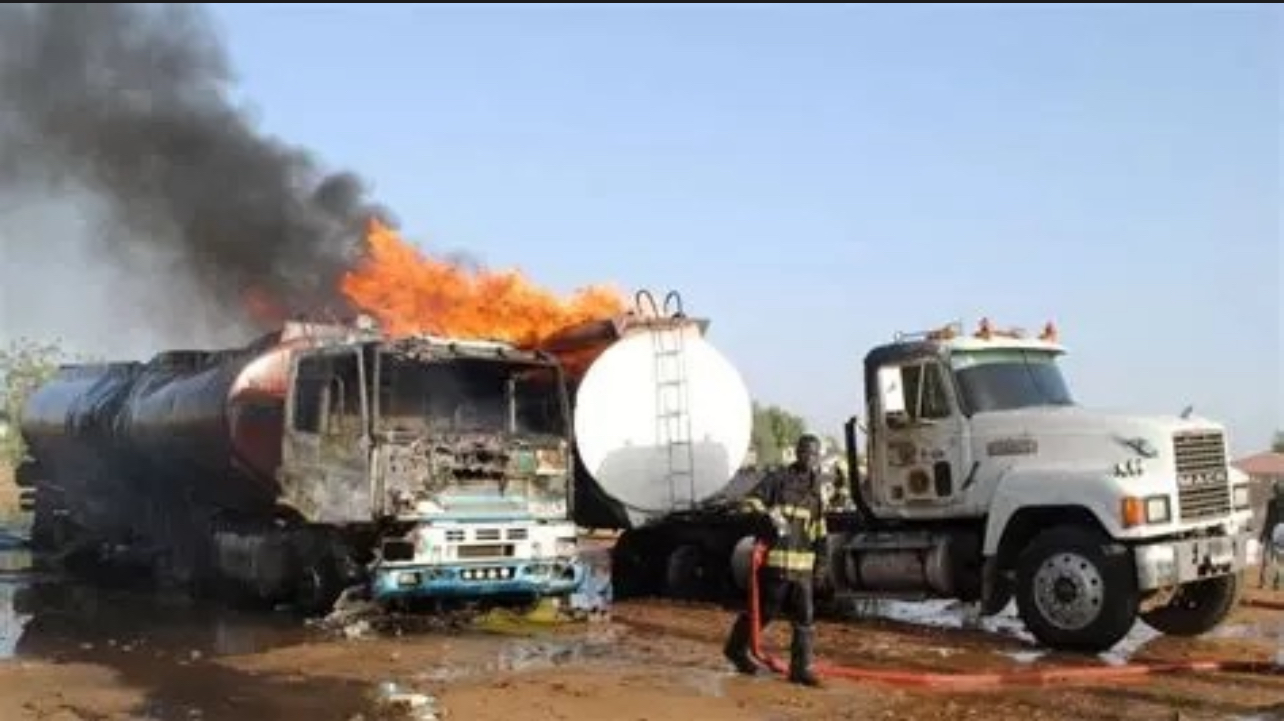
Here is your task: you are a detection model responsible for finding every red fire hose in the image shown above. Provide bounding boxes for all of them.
[744,542,1283,691]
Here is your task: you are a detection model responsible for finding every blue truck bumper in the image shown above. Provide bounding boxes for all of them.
[371,558,587,601]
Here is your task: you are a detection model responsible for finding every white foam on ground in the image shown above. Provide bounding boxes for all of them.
[837,596,1167,664]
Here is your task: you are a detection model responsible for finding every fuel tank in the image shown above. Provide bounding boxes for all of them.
[537,301,753,530]
[18,321,357,542]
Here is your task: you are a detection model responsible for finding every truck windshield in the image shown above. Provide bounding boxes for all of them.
[950,349,1074,413]
[378,355,567,437]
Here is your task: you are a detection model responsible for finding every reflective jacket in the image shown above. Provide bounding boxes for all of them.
[741,463,828,580]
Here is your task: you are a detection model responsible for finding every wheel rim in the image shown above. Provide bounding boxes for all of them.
[1032,552,1104,631]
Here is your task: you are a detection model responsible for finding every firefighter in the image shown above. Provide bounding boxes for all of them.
[722,433,828,687]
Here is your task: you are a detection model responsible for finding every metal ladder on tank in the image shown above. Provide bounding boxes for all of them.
[648,290,698,510]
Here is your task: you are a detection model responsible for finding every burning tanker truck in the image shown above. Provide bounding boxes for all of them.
[17,318,587,613]
[14,289,756,616]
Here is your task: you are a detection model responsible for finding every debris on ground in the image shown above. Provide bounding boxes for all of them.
[371,682,439,720]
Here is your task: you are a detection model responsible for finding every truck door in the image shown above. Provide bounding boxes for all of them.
[280,349,371,523]
[872,357,970,516]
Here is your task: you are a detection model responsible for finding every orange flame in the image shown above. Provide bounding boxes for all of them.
[340,218,627,347]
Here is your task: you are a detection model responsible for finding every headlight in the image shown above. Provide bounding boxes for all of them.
[1144,495,1171,524]
[1122,494,1171,527]
[1231,483,1250,510]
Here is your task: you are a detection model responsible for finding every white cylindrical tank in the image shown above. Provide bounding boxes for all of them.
[572,322,753,521]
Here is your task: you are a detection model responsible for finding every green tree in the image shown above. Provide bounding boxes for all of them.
[0,337,65,467]
[1273,430,1284,454]
[750,401,808,467]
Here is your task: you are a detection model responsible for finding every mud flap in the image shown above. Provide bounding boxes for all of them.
[980,556,1012,616]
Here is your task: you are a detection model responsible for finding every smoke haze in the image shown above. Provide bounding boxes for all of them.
[0,3,394,352]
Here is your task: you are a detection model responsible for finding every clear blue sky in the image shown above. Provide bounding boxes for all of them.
[206,3,1280,455]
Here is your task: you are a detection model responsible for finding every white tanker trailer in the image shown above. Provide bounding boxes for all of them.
[537,290,756,543]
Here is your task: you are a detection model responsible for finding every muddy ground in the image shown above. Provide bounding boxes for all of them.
[2,530,1282,721]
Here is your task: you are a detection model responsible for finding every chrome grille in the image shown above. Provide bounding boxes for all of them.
[1173,430,1230,521]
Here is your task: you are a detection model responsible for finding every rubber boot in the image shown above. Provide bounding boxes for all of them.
[788,625,821,687]
[722,614,760,675]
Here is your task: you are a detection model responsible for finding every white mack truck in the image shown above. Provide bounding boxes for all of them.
[610,317,1259,652]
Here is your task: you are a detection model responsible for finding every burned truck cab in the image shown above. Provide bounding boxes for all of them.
[278,333,584,607]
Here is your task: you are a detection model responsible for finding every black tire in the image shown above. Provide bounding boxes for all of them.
[665,543,711,601]
[294,556,344,617]
[1140,574,1242,636]
[980,562,1014,617]
[1014,524,1139,653]
[610,530,662,599]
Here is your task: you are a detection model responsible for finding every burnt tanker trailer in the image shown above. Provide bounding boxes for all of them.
[19,322,374,605]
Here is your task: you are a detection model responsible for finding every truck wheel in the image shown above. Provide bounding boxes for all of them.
[294,555,343,617]
[1140,575,1241,636]
[1014,525,1139,653]
[664,544,710,601]
[610,530,659,599]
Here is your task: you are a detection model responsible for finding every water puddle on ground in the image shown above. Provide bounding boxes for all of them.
[1,553,312,664]
[0,541,34,659]
[404,627,626,684]
[0,541,366,718]
[1,533,637,719]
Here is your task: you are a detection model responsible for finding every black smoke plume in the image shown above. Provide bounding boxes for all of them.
[0,3,394,339]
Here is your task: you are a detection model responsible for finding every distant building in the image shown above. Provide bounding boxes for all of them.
[1236,451,1284,486]
[1232,451,1284,532]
